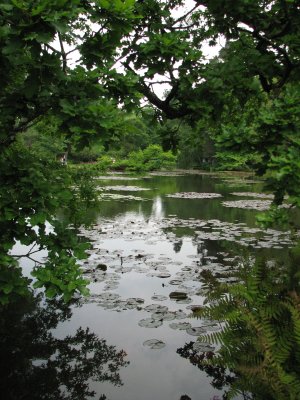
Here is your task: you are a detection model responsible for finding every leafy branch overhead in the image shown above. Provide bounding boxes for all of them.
[0,0,300,303]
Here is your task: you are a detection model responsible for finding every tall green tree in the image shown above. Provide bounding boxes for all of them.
[104,0,300,202]
[1,0,299,304]
[0,0,139,304]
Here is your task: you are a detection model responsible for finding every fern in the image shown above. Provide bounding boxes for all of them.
[192,254,300,399]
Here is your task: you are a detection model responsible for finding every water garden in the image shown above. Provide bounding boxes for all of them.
[3,170,298,400]
[1,2,300,399]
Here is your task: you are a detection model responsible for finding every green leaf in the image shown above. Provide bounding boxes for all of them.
[45,286,57,298]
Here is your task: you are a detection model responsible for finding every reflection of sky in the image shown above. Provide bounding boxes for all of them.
[150,195,165,220]
[13,174,277,400]
[62,302,219,400]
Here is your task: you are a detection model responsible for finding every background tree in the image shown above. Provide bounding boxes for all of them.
[1,0,299,304]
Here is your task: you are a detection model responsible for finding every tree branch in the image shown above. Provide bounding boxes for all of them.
[122,61,188,118]
[58,32,67,73]
[171,4,201,27]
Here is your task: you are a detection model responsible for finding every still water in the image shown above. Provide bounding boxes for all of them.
[3,171,296,400]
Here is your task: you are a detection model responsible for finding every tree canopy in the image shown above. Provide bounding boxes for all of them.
[1,0,300,303]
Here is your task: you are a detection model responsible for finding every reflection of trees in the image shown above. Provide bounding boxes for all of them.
[173,239,183,253]
[177,343,236,399]
[0,295,129,400]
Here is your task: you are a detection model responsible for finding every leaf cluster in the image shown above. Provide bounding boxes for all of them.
[194,257,300,399]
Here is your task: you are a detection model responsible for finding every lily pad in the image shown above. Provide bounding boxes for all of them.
[126,297,145,307]
[176,297,193,304]
[169,279,183,285]
[96,263,108,271]
[169,291,188,300]
[151,311,176,321]
[166,192,222,199]
[169,322,192,330]
[193,342,215,352]
[143,339,166,349]
[186,326,206,336]
[138,318,163,328]
[222,199,272,211]
[99,193,147,201]
[201,323,220,332]
[174,310,188,319]
[97,292,120,302]
[95,176,139,181]
[154,272,171,278]
[187,305,203,312]
[151,294,168,301]
[230,192,274,199]
[98,185,151,192]
[144,304,168,313]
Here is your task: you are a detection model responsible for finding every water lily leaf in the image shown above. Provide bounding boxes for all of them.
[151,294,168,301]
[222,199,272,211]
[151,311,176,321]
[172,311,186,320]
[169,322,192,330]
[169,279,183,285]
[186,327,206,336]
[154,272,171,278]
[98,185,151,192]
[193,342,215,352]
[166,192,222,199]
[169,291,187,300]
[138,318,163,328]
[230,192,274,199]
[144,304,168,312]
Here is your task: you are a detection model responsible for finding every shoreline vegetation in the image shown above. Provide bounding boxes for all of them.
[1,1,299,399]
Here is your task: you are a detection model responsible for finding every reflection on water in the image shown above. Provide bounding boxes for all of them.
[0,295,128,400]
[3,172,299,400]
[151,195,165,219]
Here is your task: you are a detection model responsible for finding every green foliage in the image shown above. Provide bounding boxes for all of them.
[0,256,31,306]
[195,257,300,399]
[177,123,215,169]
[69,144,104,163]
[1,0,300,306]
[32,252,89,302]
[20,115,66,159]
[97,155,116,171]
[256,206,290,230]
[214,151,260,172]
[117,144,176,172]
[0,0,139,304]
[0,141,97,304]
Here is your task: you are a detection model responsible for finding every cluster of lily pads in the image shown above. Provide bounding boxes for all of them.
[166,192,222,199]
[95,176,140,181]
[93,182,290,213]
[77,175,298,352]
[159,217,295,249]
[98,193,148,202]
[97,185,151,192]
[230,192,274,199]
[79,214,296,297]
[222,199,290,211]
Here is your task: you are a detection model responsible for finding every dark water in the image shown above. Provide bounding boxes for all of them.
[3,171,297,400]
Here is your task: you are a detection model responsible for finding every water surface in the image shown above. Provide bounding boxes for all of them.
[4,171,297,400]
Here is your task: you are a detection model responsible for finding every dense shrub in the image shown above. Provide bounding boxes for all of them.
[121,144,176,172]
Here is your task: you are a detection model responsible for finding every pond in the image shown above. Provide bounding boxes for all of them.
[4,171,298,400]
